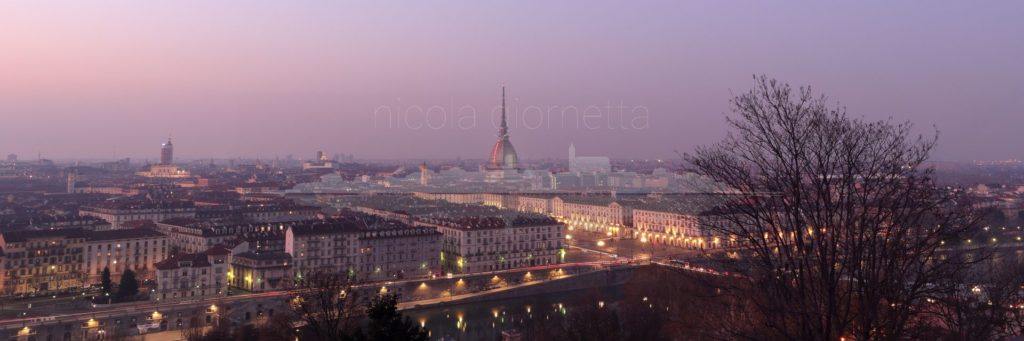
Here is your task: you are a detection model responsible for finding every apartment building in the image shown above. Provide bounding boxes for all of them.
[153,247,229,301]
[418,211,563,274]
[0,229,86,295]
[285,213,442,282]
[80,201,196,229]
[83,228,169,283]
[155,218,282,254]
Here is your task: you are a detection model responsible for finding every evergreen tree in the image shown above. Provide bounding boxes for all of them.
[117,269,139,301]
[365,294,428,341]
[100,267,112,295]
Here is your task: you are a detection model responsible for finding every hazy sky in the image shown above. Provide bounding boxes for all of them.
[1,1,1022,162]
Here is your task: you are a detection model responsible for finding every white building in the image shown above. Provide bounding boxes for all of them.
[630,195,729,248]
[551,196,633,237]
[569,144,611,173]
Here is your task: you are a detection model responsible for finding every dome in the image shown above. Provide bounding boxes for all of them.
[487,137,519,170]
[485,86,519,171]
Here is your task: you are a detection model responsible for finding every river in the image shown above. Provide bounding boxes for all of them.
[404,283,627,341]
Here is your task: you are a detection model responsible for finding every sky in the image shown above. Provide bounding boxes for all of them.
[1,1,1022,162]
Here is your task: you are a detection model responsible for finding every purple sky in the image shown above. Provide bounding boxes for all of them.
[1,1,1022,162]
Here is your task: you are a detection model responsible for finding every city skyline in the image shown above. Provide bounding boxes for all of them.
[2,1,1023,161]
[2,3,1024,339]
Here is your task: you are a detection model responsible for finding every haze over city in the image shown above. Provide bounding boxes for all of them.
[7,2,1024,341]
[2,1,1022,161]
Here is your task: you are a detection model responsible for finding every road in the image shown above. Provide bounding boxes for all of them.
[0,257,633,331]
[565,229,704,261]
[0,293,94,319]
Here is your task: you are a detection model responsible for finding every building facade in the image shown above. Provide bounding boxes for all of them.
[160,138,173,165]
[0,229,87,295]
[629,195,737,249]
[83,228,169,283]
[227,252,291,293]
[420,215,564,274]
[155,218,279,254]
[154,249,229,301]
[80,201,197,229]
[551,196,632,237]
[285,214,442,282]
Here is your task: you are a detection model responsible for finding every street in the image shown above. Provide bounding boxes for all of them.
[564,229,704,261]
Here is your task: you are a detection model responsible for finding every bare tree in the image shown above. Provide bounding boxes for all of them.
[290,270,359,341]
[925,255,1024,339]
[255,313,299,341]
[181,316,205,341]
[687,76,982,340]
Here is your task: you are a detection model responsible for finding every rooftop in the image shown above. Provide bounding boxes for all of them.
[155,252,211,270]
[86,228,166,241]
[288,211,439,238]
[1,228,87,243]
[630,194,732,215]
[344,195,560,229]
[232,251,291,261]
[81,200,195,211]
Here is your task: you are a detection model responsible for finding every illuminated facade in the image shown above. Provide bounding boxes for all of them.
[483,193,517,209]
[284,214,441,282]
[84,228,169,283]
[343,195,565,274]
[154,249,229,301]
[136,164,191,178]
[0,230,86,295]
[414,192,486,205]
[419,213,564,274]
[630,196,737,249]
[156,218,286,254]
[551,196,631,238]
[137,137,191,178]
[516,195,554,214]
[428,192,736,248]
[632,208,712,248]
[228,252,291,292]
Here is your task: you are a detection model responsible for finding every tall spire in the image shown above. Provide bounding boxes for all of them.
[499,85,509,138]
[485,84,520,173]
